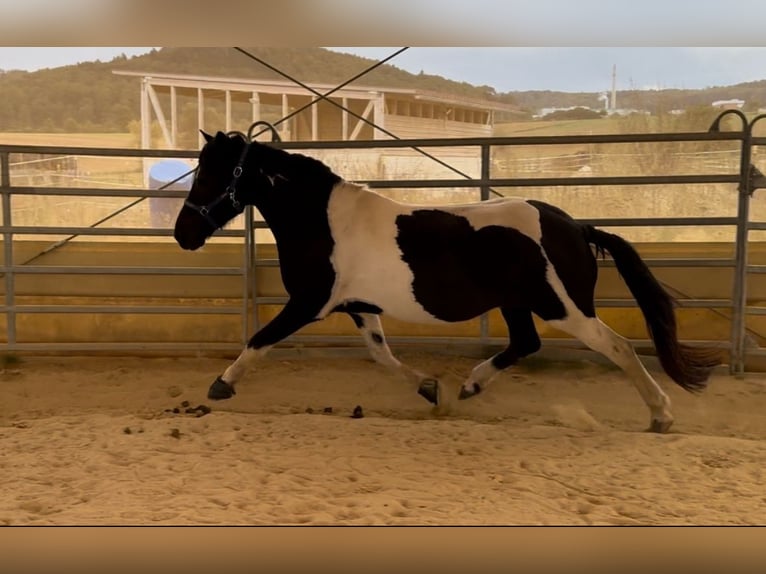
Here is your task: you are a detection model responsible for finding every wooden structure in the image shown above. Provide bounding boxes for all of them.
[112,71,523,149]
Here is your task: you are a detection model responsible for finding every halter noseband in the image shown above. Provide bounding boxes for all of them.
[183,143,250,230]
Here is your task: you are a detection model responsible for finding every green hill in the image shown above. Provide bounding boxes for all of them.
[0,47,763,135]
[0,47,506,134]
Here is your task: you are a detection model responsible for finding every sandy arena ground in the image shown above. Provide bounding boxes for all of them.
[1,350,765,525]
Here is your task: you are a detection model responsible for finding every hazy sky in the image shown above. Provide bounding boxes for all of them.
[329,47,766,93]
[1,47,765,93]
[0,47,153,72]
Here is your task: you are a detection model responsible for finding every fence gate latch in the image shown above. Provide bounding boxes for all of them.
[746,164,766,196]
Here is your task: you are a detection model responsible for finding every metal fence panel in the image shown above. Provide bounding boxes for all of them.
[0,118,760,373]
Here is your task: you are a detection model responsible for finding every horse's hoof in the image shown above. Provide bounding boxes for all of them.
[208,377,236,400]
[417,379,440,405]
[458,382,481,400]
[647,418,673,434]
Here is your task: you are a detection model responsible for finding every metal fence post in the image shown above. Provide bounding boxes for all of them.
[729,127,752,376]
[251,226,260,335]
[479,143,491,345]
[1,152,15,350]
[730,184,750,375]
[242,205,254,346]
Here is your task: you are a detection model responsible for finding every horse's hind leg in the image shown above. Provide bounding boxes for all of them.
[550,314,673,432]
[348,313,443,405]
[458,307,541,400]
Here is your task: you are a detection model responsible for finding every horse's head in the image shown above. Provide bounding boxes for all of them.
[174,130,261,250]
[174,128,342,250]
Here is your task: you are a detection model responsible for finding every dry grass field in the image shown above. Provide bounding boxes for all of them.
[1,125,763,245]
[1,132,187,241]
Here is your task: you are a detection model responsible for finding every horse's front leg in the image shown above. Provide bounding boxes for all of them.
[208,300,317,400]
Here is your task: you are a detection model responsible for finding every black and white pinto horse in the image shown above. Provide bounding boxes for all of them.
[174,131,720,433]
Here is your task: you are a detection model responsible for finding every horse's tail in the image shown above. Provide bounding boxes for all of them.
[583,225,720,392]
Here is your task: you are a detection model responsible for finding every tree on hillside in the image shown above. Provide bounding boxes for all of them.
[542,107,605,121]
[1,47,764,135]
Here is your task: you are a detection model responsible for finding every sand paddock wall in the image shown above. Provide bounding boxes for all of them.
[1,239,763,367]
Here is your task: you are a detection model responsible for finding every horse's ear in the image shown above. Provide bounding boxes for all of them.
[200,130,214,144]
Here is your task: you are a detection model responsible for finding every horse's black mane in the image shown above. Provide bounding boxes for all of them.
[211,120,338,186]
[241,136,341,187]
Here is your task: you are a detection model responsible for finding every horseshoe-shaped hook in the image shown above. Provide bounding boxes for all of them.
[708,109,748,133]
[247,121,281,143]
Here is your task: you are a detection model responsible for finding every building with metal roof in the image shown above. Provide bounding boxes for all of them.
[113,70,523,149]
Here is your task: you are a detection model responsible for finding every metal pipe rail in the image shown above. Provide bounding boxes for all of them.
[0,145,255,350]
[0,119,759,373]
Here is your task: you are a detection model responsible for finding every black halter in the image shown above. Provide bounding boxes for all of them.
[184,143,249,230]
[184,122,282,230]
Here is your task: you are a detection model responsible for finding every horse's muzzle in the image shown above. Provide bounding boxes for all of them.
[174,230,206,251]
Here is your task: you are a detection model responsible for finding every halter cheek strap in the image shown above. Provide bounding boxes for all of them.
[184,143,250,230]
